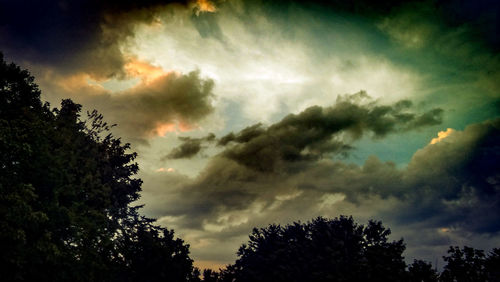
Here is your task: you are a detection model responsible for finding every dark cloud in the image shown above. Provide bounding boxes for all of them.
[164,92,442,162]
[0,0,191,79]
[398,118,500,233]
[139,117,499,265]
[316,118,500,234]
[161,157,265,229]
[165,133,216,159]
[90,70,215,141]
[143,93,443,228]
[437,0,500,50]
[36,69,215,143]
[241,0,500,51]
[217,123,265,146]
[1,0,498,82]
[218,92,442,172]
[239,0,409,19]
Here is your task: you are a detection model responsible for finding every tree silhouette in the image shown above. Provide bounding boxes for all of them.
[209,223,500,282]
[0,53,198,281]
[117,216,199,282]
[408,260,438,282]
[202,269,220,282]
[440,246,500,282]
[484,248,500,281]
[225,216,407,282]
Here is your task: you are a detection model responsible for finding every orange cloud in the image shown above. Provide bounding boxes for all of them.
[124,58,168,84]
[430,128,455,144]
[439,227,450,233]
[39,67,214,141]
[154,123,177,136]
[152,121,196,137]
[45,71,104,94]
[156,167,175,172]
[196,0,216,13]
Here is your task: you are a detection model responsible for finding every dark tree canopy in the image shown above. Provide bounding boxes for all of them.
[0,53,198,281]
[408,260,439,282]
[440,246,500,282]
[220,216,407,282]
[210,219,500,282]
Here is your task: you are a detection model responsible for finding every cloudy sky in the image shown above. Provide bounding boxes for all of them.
[1,0,499,270]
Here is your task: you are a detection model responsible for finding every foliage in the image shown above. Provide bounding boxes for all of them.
[0,53,197,281]
[222,216,407,282]
[408,259,439,282]
[204,220,499,282]
[202,269,221,282]
[440,246,500,282]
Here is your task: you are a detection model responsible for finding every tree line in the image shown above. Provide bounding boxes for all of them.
[202,217,499,282]
[0,53,498,281]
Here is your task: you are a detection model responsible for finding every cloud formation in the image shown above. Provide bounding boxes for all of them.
[166,133,216,159]
[217,92,442,172]
[249,0,500,51]
[400,118,500,233]
[0,0,193,79]
[37,64,215,143]
[142,94,445,227]
[140,115,499,265]
[94,70,215,141]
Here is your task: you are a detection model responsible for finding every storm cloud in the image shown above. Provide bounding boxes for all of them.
[93,70,215,141]
[141,115,499,264]
[217,93,442,172]
[145,94,444,226]
[0,0,192,79]
[37,67,216,143]
[166,133,216,159]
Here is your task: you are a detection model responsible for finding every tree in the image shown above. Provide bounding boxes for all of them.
[440,246,500,282]
[408,260,438,282]
[0,51,60,281]
[484,248,500,281]
[226,216,408,282]
[202,269,220,282]
[440,246,486,282]
[117,216,199,282]
[0,52,198,281]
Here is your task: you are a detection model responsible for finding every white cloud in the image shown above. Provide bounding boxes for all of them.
[128,4,422,125]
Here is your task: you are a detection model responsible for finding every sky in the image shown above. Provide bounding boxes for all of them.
[1,0,499,271]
